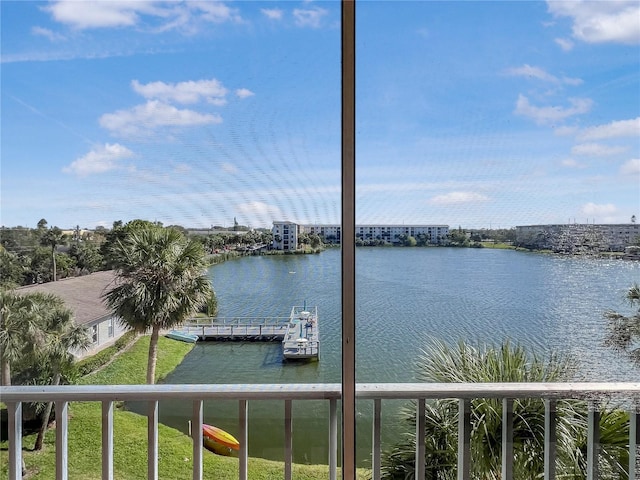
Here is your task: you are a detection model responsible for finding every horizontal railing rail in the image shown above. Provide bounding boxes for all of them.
[3,382,640,480]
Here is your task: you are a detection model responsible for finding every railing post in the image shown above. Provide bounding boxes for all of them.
[587,402,600,480]
[329,398,338,480]
[192,400,203,480]
[285,400,293,480]
[416,398,426,480]
[544,399,557,480]
[239,400,248,480]
[372,399,381,480]
[458,399,471,480]
[148,400,158,480]
[7,402,22,480]
[502,398,513,480]
[630,407,639,480]
[102,401,114,480]
[55,401,69,480]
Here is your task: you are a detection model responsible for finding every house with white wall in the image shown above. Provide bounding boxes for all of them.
[17,270,128,358]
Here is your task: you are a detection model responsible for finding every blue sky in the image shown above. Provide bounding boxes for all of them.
[2,1,638,230]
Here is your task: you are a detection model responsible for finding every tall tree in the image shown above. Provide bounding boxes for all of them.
[40,227,65,281]
[605,283,640,365]
[0,290,58,386]
[103,226,212,384]
[33,305,90,450]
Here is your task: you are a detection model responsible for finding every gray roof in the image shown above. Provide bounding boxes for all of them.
[17,270,117,326]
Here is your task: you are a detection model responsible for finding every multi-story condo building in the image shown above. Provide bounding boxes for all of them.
[515,223,640,252]
[272,222,449,250]
[353,224,449,244]
[272,221,301,252]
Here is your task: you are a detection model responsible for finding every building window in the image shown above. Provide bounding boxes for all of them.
[91,325,98,344]
[108,318,114,338]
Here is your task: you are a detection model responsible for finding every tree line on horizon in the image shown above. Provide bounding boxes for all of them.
[0,218,273,288]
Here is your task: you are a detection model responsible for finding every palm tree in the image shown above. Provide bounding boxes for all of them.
[102,226,212,384]
[40,227,65,281]
[381,339,627,479]
[33,304,90,450]
[0,290,61,386]
[604,283,640,365]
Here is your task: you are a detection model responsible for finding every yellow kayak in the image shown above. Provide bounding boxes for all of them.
[202,424,240,456]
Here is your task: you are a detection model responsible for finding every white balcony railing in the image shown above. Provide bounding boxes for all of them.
[3,382,640,480]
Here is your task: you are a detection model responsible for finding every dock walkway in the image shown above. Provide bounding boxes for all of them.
[180,317,290,341]
[176,306,320,360]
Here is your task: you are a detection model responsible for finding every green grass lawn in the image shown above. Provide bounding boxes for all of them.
[1,335,370,479]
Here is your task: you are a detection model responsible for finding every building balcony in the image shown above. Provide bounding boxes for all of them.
[3,382,639,480]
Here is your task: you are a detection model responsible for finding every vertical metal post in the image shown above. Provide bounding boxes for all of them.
[372,399,382,480]
[416,399,426,480]
[502,398,514,480]
[329,398,338,480]
[285,400,293,480]
[55,401,69,480]
[544,399,557,480]
[102,401,114,480]
[587,404,600,480]
[148,400,158,480]
[457,399,471,480]
[239,400,248,480]
[630,408,639,480]
[192,400,203,480]
[8,402,22,480]
[341,0,356,479]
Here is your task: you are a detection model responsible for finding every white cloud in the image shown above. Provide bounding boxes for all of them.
[236,201,283,218]
[561,158,586,169]
[554,37,574,51]
[44,1,241,31]
[221,162,238,174]
[514,94,592,125]
[577,117,640,140]
[581,202,617,217]
[547,0,640,45]
[428,191,489,205]
[194,2,241,24]
[293,7,328,28]
[31,26,66,42]
[554,125,578,136]
[506,64,581,85]
[44,1,148,29]
[99,100,221,136]
[131,78,228,105]
[620,159,640,175]
[235,88,255,99]
[63,143,134,176]
[571,143,627,157]
[261,8,283,20]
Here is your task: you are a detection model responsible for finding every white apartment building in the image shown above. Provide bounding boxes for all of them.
[272,222,449,250]
[272,221,301,252]
[354,224,449,244]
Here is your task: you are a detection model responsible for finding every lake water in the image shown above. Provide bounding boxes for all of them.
[131,248,640,466]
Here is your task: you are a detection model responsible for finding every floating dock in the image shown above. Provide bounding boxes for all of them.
[176,305,319,361]
[282,306,319,361]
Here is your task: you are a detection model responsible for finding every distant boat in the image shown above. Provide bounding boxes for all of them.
[165,330,199,343]
[203,424,240,456]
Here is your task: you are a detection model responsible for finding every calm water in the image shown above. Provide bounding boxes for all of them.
[131,248,640,466]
